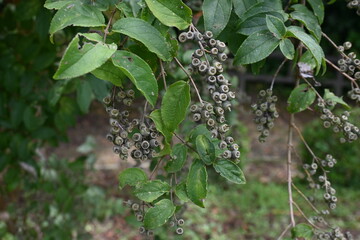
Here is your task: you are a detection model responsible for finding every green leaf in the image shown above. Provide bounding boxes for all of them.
[143,199,175,229]
[286,26,324,70]
[234,30,280,65]
[134,180,171,202]
[323,89,350,109]
[239,1,283,20]
[49,2,105,37]
[237,11,287,36]
[203,0,232,37]
[186,159,208,208]
[48,79,70,106]
[165,144,188,173]
[53,35,117,79]
[44,0,75,10]
[175,181,189,202]
[213,159,246,184]
[112,17,172,61]
[118,168,148,190]
[91,60,124,87]
[279,38,295,60]
[232,0,260,18]
[287,84,316,113]
[188,124,213,142]
[161,81,191,133]
[290,4,322,41]
[76,80,93,113]
[308,0,324,24]
[23,106,46,131]
[299,50,317,69]
[144,0,192,30]
[265,15,286,39]
[291,223,314,240]
[196,135,215,165]
[149,109,172,143]
[112,50,158,107]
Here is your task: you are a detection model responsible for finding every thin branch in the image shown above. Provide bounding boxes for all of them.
[103,9,117,42]
[174,57,204,105]
[270,58,288,90]
[159,60,168,90]
[174,133,197,152]
[292,201,323,230]
[292,123,317,159]
[287,113,296,227]
[277,223,292,240]
[150,157,164,180]
[325,58,359,88]
[292,183,321,214]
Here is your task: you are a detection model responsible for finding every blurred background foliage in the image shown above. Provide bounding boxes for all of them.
[0,0,359,239]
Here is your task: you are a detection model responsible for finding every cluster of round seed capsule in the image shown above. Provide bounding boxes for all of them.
[303,155,338,210]
[124,201,154,238]
[347,87,360,102]
[337,42,360,80]
[168,218,185,235]
[179,29,240,162]
[317,99,360,143]
[190,102,240,161]
[251,89,279,142]
[178,29,235,112]
[345,0,360,15]
[315,228,353,240]
[103,89,159,161]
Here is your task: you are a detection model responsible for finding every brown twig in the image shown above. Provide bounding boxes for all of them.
[174,133,197,152]
[292,201,323,230]
[174,57,204,105]
[324,58,359,88]
[270,58,288,90]
[292,183,321,214]
[159,60,168,90]
[103,9,117,42]
[277,223,292,240]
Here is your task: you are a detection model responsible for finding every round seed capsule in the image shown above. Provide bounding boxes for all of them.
[204,31,213,39]
[178,32,187,42]
[150,139,159,147]
[208,66,217,75]
[131,203,140,211]
[208,38,217,46]
[219,141,227,149]
[195,49,204,58]
[193,113,201,121]
[139,226,146,234]
[192,58,201,67]
[132,133,142,142]
[186,31,194,40]
[176,227,184,235]
[177,219,185,226]
[141,141,150,149]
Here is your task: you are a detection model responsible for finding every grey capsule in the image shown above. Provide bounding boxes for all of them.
[208,85,216,94]
[193,113,201,122]
[113,146,121,154]
[230,143,239,151]
[132,133,142,142]
[219,124,229,133]
[211,47,219,55]
[201,110,211,119]
[195,32,204,41]
[178,32,187,42]
[222,150,232,159]
[192,57,201,67]
[198,64,208,73]
[141,140,150,149]
[150,131,158,139]
[212,92,220,102]
[222,101,231,111]
[111,126,120,134]
[114,136,124,145]
[225,136,234,144]
[216,41,226,52]
[204,31,213,39]
[217,116,226,123]
[186,31,194,40]
[125,140,133,148]
[219,93,228,101]
[208,38,217,46]
[208,66,217,75]
[123,98,132,106]
[132,149,143,159]
[211,129,218,138]
[215,107,224,115]
[195,49,204,57]
[213,61,223,70]
[207,118,216,127]
[103,96,111,105]
[232,150,241,159]
[220,85,229,93]
[219,141,227,149]
[143,148,150,155]
[121,146,128,154]
[139,226,146,234]
[106,133,114,142]
[150,139,159,147]
[217,52,227,61]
